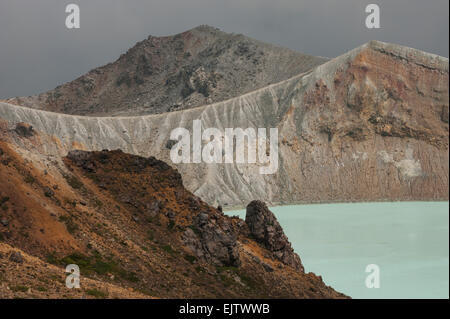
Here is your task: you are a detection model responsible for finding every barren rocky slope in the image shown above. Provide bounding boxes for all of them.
[0,126,345,298]
[0,40,448,208]
[3,25,326,116]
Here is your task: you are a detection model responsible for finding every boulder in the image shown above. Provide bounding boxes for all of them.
[245,200,304,272]
[182,211,240,267]
[43,186,55,198]
[14,122,34,137]
[9,251,24,264]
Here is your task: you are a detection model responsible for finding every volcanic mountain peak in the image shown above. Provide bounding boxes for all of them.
[4,25,327,117]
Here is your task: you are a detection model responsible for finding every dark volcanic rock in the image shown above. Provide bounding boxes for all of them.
[245,200,303,272]
[14,122,34,137]
[9,251,24,264]
[182,212,240,267]
[43,186,55,198]
[0,218,8,227]
[66,149,241,268]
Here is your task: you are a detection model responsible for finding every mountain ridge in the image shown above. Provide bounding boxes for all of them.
[0,39,448,208]
[2,39,448,119]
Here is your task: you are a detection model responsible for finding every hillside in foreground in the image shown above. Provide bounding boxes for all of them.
[0,124,345,298]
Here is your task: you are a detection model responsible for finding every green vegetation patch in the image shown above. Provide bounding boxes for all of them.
[10,285,28,293]
[85,288,108,298]
[24,174,35,184]
[161,244,176,255]
[63,174,84,190]
[183,254,197,264]
[57,252,139,283]
[0,196,9,205]
[58,215,79,234]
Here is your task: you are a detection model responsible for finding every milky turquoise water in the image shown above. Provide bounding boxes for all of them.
[227,201,449,299]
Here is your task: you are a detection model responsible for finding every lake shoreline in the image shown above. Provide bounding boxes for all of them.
[225,201,449,298]
[222,198,450,212]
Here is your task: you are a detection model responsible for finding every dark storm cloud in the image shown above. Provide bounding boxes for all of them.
[0,0,448,98]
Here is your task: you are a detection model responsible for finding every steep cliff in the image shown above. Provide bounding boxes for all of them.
[0,40,447,208]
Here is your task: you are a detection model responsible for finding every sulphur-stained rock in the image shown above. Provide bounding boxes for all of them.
[246,200,304,272]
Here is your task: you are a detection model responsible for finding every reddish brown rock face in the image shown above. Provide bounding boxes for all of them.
[278,42,449,205]
[302,44,448,149]
[334,44,448,149]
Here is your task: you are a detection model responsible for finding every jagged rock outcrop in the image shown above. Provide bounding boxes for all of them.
[246,200,303,271]
[0,39,447,208]
[182,211,240,267]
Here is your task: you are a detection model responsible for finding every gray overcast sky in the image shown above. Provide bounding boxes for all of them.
[0,0,448,99]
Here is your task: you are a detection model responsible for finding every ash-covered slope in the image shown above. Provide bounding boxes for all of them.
[4,25,327,116]
[0,40,448,208]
